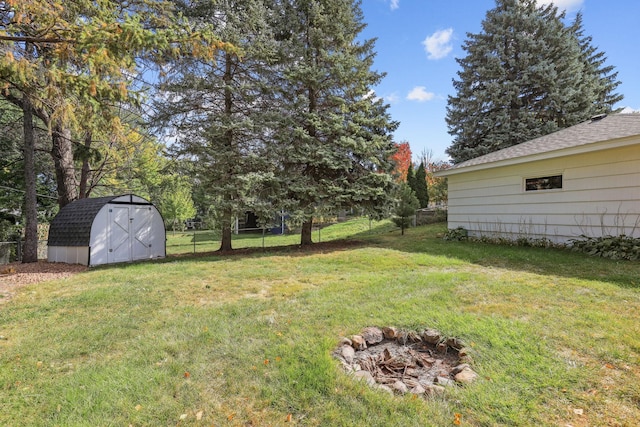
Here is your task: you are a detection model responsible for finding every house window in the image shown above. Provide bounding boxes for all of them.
[525,175,562,191]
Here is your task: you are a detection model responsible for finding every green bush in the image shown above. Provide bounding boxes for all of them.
[443,226,468,241]
[569,235,640,261]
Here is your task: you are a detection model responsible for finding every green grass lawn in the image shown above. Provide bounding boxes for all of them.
[1,219,639,426]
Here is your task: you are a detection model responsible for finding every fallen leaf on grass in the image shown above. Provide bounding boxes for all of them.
[605,363,615,369]
[228,413,235,421]
[453,413,462,425]
[573,408,584,416]
[179,413,187,420]
[184,371,191,378]
[135,404,142,411]
[285,413,292,422]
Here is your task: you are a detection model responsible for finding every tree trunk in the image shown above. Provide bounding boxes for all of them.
[219,209,233,251]
[300,219,313,245]
[22,94,39,263]
[78,131,92,199]
[51,121,78,208]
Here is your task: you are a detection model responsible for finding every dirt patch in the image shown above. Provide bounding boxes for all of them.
[334,326,478,397]
[0,261,87,305]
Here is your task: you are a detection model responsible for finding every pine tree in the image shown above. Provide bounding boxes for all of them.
[270,0,398,245]
[569,13,623,112]
[406,162,417,193]
[446,0,622,164]
[414,162,429,209]
[392,183,419,236]
[155,0,276,251]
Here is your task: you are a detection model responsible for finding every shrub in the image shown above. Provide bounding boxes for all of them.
[569,235,640,261]
[443,227,468,241]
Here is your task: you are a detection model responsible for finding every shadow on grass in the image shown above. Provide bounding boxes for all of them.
[106,221,640,290]
[366,223,640,290]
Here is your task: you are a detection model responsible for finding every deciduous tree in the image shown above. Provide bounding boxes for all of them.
[391,141,412,182]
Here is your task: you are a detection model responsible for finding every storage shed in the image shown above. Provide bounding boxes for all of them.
[435,114,640,243]
[47,194,166,266]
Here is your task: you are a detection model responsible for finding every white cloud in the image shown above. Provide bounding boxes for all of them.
[385,93,400,104]
[422,28,454,60]
[620,106,640,114]
[389,0,399,10]
[407,86,435,102]
[536,0,584,11]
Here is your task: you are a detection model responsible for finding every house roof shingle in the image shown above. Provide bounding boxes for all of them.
[441,114,640,174]
[47,196,120,247]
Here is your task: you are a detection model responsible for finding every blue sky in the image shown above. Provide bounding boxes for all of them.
[359,0,640,162]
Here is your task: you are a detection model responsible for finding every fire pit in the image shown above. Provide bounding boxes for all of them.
[333,326,478,397]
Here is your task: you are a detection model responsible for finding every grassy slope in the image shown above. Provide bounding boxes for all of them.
[1,219,639,426]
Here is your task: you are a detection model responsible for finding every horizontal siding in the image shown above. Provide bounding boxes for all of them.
[446,143,640,243]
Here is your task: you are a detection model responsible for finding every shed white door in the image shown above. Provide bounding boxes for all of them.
[132,206,153,260]
[108,205,153,263]
[108,206,132,263]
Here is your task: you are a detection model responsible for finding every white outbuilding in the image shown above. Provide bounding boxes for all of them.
[436,114,640,243]
[47,194,166,266]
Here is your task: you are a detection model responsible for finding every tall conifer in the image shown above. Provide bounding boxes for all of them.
[156,0,276,251]
[270,0,398,245]
[446,0,622,164]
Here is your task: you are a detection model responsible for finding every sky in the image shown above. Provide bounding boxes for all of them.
[359,0,640,162]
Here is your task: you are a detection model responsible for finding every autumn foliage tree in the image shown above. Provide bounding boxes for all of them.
[391,141,412,182]
[0,0,228,261]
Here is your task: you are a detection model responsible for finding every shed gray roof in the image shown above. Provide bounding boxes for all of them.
[48,196,121,247]
[441,114,640,174]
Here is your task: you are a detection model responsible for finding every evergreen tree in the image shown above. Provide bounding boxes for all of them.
[392,183,419,236]
[446,0,622,164]
[155,0,276,251]
[406,162,417,193]
[270,0,398,245]
[569,13,623,112]
[414,162,429,209]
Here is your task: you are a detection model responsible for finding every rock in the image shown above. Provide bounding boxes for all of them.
[454,367,479,384]
[392,380,409,394]
[407,330,422,343]
[339,337,352,347]
[341,345,355,364]
[351,335,367,350]
[353,370,375,386]
[421,328,441,344]
[410,384,426,395]
[382,326,398,339]
[436,342,448,354]
[446,337,464,350]
[451,363,470,375]
[376,384,394,395]
[424,384,446,396]
[435,376,456,387]
[361,327,384,345]
[396,330,408,345]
